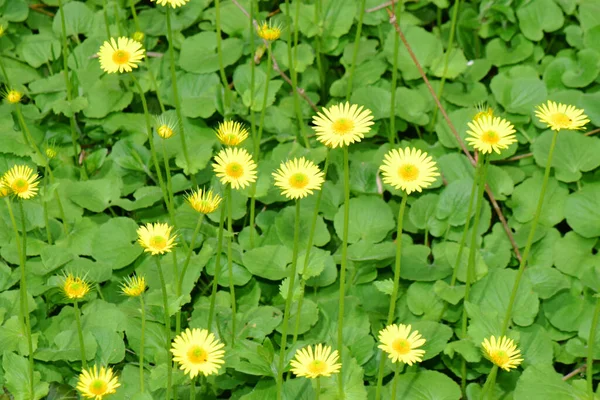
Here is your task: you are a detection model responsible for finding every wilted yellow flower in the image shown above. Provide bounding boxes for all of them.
[272,157,325,200]
[257,21,282,41]
[98,37,145,74]
[290,344,341,379]
[61,273,91,300]
[120,275,147,297]
[215,121,249,146]
[378,323,426,365]
[380,147,439,195]
[466,115,517,154]
[155,115,177,139]
[132,31,145,42]
[151,0,189,8]
[0,184,9,198]
[482,336,523,372]
[2,165,40,199]
[76,365,120,400]
[186,188,222,214]
[137,222,177,255]
[171,328,225,378]
[312,102,374,148]
[212,147,257,190]
[535,100,589,131]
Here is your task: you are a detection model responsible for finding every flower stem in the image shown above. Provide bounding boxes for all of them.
[215,0,232,113]
[276,200,302,399]
[165,7,192,176]
[480,364,498,400]
[337,146,351,400]
[389,0,401,144]
[155,257,172,400]
[346,0,367,100]
[178,214,205,296]
[190,378,195,399]
[140,294,146,392]
[391,362,401,399]
[316,377,321,400]
[101,0,111,39]
[226,185,236,344]
[255,44,273,157]
[207,205,226,331]
[449,173,478,287]
[588,296,600,399]
[375,192,408,400]
[42,170,53,245]
[314,0,325,99]
[247,0,257,249]
[17,200,34,398]
[74,299,87,369]
[129,0,141,31]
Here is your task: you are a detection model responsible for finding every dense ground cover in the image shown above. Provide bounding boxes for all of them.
[1,0,600,399]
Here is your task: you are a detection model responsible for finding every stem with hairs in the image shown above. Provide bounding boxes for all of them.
[215,0,232,114]
[389,0,401,144]
[74,300,87,368]
[139,294,146,392]
[207,205,226,330]
[226,185,237,344]
[346,0,367,100]
[155,256,172,400]
[588,296,600,399]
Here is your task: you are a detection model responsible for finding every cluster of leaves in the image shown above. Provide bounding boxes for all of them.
[0,0,600,399]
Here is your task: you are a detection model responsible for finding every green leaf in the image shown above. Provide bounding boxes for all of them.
[350,87,391,120]
[486,34,534,67]
[52,1,94,36]
[525,267,570,299]
[3,352,49,400]
[490,66,547,114]
[275,206,330,249]
[553,231,598,278]
[564,183,600,238]
[175,72,220,119]
[233,63,283,112]
[412,321,453,361]
[388,369,461,399]
[66,178,122,213]
[435,178,476,226]
[514,365,588,400]
[509,173,568,226]
[408,282,445,320]
[384,26,443,80]
[90,217,143,271]
[242,245,293,280]
[179,32,243,74]
[430,48,469,79]
[333,196,395,244]
[395,87,433,125]
[0,0,28,22]
[16,34,61,69]
[517,0,564,41]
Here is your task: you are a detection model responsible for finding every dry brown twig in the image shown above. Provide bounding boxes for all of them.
[562,365,586,381]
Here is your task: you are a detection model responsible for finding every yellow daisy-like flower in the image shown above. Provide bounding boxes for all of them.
[132,31,145,43]
[61,273,91,300]
[137,222,177,255]
[215,121,249,146]
[482,336,523,372]
[312,102,374,148]
[378,324,426,365]
[151,0,190,8]
[186,188,222,214]
[155,115,177,139]
[2,165,40,199]
[535,100,589,131]
[257,21,282,42]
[0,184,9,198]
[380,147,439,195]
[290,344,341,379]
[120,275,147,297]
[473,102,494,122]
[76,365,121,400]
[98,37,145,74]
[212,147,258,190]
[5,89,23,104]
[466,115,517,154]
[171,328,225,379]
[272,157,325,200]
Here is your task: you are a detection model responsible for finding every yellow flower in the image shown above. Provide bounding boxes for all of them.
[5,89,23,104]
[380,147,439,195]
[120,275,147,297]
[473,102,494,122]
[0,184,9,198]
[535,100,589,131]
[2,165,40,199]
[76,365,121,400]
[98,37,145,74]
[186,188,222,214]
[171,328,225,378]
[257,21,282,41]
[155,115,177,139]
[272,157,325,200]
[378,323,426,365]
[312,102,374,148]
[137,222,177,255]
[132,31,145,42]
[482,336,523,372]
[466,115,517,155]
[290,344,341,379]
[215,120,249,146]
[151,0,190,8]
[212,147,257,190]
[61,273,91,300]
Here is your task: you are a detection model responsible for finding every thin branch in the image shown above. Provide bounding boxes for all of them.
[30,4,55,17]
[563,365,586,381]
[366,0,417,13]
[231,0,318,112]
[585,128,600,136]
[385,7,522,261]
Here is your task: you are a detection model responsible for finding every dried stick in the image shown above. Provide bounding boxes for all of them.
[563,365,586,381]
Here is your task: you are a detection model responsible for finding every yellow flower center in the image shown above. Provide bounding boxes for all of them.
[307,360,326,375]
[550,113,572,128]
[89,379,108,395]
[332,118,354,135]
[392,338,411,355]
[491,350,509,367]
[397,164,419,181]
[187,345,208,364]
[289,173,309,189]
[481,130,501,145]
[225,162,244,178]
[259,27,280,41]
[7,91,22,104]
[66,281,86,298]
[149,235,167,250]
[12,179,29,193]
[158,125,174,139]
[112,49,130,65]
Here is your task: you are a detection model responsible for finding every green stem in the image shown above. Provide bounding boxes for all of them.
[375,192,408,400]
[226,186,236,344]
[165,7,192,177]
[337,146,351,400]
[389,0,401,144]
[346,0,367,100]
[276,200,302,399]
[316,377,321,400]
[499,129,559,335]
[140,294,146,392]
[161,139,177,226]
[248,0,257,249]
[74,300,87,369]
[314,0,325,99]
[0,55,10,84]
[102,0,111,39]
[391,362,401,399]
[42,168,53,245]
[588,297,600,399]
[113,0,122,37]
[214,0,232,114]
[129,0,141,31]
[207,206,226,330]
[17,200,34,397]
[480,365,498,400]
[178,214,205,295]
[190,378,195,399]
[155,257,172,400]
[255,44,273,157]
